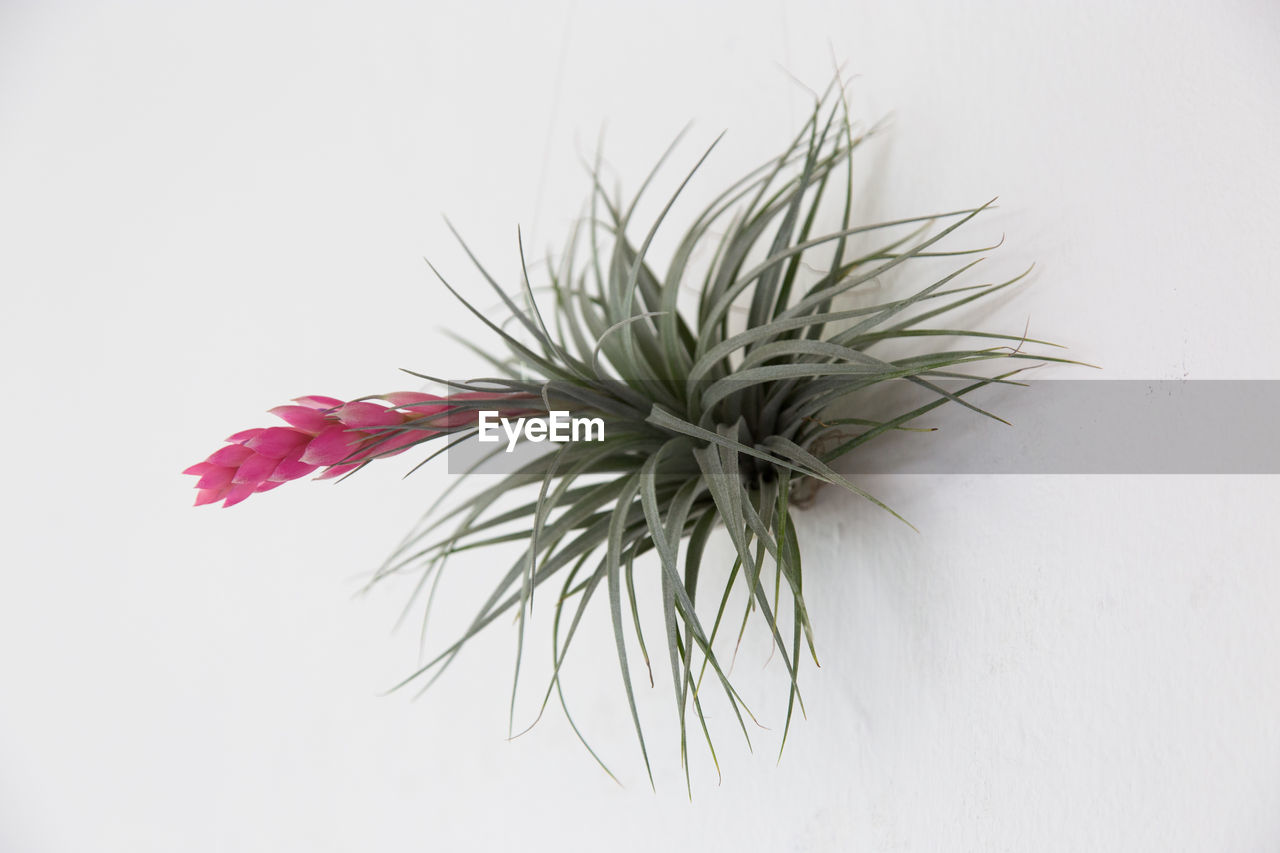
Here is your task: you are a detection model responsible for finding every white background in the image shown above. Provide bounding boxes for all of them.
[3,1,1279,850]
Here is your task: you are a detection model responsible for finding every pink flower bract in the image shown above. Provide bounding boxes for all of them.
[184,393,455,508]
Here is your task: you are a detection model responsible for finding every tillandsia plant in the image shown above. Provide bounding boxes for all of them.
[187,83,1079,788]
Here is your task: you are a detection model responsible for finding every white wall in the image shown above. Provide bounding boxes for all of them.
[2,1,1278,850]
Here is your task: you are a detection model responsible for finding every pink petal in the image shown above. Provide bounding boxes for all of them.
[314,462,361,480]
[221,482,257,508]
[196,466,235,491]
[384,391,447,409]
[183,461,214,477]
[231,452,278,485]
[226,427,265,444]
[194,486,227,507]
[364,430,428,457]
[293,395,344,410]
[207,444,255,467]
[269,405,329,434]
[336,401,404,428]
[396,403,469,428]
[271,456,319,482]
[253,480,284,493]
[244,427,309,459]
[299,425,365,465]
[399,407,450,423]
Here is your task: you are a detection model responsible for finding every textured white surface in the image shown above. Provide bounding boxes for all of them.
[2,1,1279,850]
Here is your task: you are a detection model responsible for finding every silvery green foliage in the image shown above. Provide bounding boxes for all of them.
[371,85,1074,789]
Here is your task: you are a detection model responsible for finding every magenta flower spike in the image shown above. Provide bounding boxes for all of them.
[185,392,463,508]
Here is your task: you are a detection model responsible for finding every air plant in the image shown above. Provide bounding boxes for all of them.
[187,82,1078,789]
